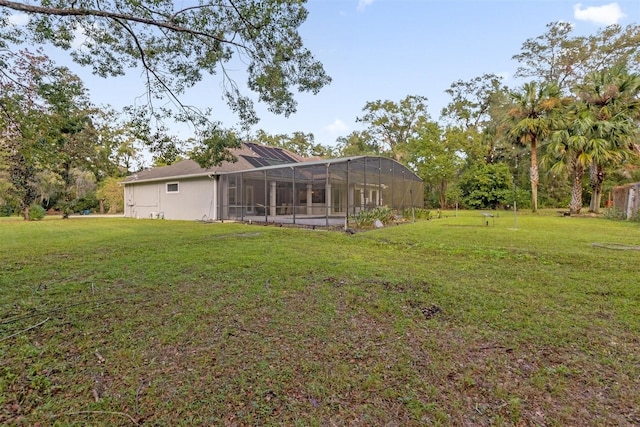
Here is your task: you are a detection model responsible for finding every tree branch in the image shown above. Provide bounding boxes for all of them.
[52,410,140,426]
[0,317,50,342]
[0,0,244,49]
[228,0,260,31]
[113,17,210,130]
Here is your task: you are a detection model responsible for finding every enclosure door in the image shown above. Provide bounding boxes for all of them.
[245,186,254,214]
[332,186,345,214]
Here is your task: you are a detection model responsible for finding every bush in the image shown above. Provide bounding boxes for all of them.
[351,206,396,228]
[402,207,431,220]
[0,204,14,217]
[604,207,640,223]
[29,204,46,221]
[73,195,99,213]
[97,176,125,213]
[58,195,100,216]
[603,208,626,220]
[459,163,514,209]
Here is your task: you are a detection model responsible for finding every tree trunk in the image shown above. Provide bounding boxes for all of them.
[22,205,30,221]
[569,155,584,215]
[529,140,539,213]
[61,162,72,219]
[588,163,605,213]
[439,179,447,209]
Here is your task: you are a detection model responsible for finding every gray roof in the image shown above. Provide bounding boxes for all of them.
[122,143,307,184]
[122,143,423,185]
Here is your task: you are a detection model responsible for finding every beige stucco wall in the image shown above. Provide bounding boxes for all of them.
[124,177,217,221]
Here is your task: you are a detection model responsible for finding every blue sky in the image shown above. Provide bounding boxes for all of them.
[7,1,640,148]
[263,0,639,146]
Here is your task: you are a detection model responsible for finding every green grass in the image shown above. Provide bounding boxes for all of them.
[1,212,639,426]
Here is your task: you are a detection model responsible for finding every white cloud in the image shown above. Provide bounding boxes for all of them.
[357,0,375,12]
[8,13,30,26]
[573,3,626,26]
[325,119,350,136]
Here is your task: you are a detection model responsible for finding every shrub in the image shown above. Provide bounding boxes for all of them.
[602,208,640,223]
[603,208,626,220]
[459,163,513,209]
[29,204,46,221]
[0,204,14,217]
[402,208,431,220]
[69,195,99,213]
[58,195,100,216]
[351,206,396,228]
[97,176,125,213]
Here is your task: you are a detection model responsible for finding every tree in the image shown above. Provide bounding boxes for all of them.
[253,129,333,157]
[356,95,430,161]
[0,0,331,164]
[89,109,146,174]
[405,121,463,208]
[0,50,119,219]
[334,131,380,157]
[97,176,124,213]
[507,82,564,213]
[36,69,103,217]
[513,21,640,94]
[577,67,640,212]
[1,50,55,219]
[441,74,513,166]
[543,67,640,215]
[544,105,591,214]
[459,162,513,209]
[441,73,510,131]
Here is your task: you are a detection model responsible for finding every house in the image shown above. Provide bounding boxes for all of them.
[612,182,639,219]
[122,143,424,226]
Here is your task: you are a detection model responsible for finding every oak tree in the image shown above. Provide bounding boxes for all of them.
[513,21,640,93]
[0,0,331,165]
[356,95,430,162]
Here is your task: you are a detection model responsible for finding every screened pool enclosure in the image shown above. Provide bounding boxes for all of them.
[217,156,424,226]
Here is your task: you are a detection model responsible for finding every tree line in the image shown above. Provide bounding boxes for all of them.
[1,1,638,218]
[1,0,330,219]
[259,22,640,214]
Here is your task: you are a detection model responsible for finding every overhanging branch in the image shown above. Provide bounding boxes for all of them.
[0,0,245,49]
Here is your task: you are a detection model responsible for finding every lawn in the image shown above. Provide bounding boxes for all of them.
[1,212,638,426]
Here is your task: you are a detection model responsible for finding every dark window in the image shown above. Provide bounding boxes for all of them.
[312,189,325,204]
[167,183,179,193]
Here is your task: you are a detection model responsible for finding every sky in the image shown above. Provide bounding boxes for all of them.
[6,0,640,149]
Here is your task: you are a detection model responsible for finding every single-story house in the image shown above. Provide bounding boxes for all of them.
[612,181,639,219]
[122,142,424,226]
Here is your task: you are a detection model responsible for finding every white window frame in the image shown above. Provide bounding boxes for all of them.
[166,182,179,193]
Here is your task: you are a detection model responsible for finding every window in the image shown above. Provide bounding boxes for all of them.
[312,188,325,204]
[167,182,179,193]
[228,176,236,204]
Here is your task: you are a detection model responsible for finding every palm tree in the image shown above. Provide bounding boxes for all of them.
[576,66,640,212]
[544,105,592,214]
[507,82,563,212]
